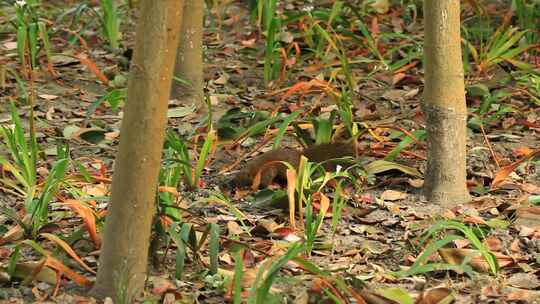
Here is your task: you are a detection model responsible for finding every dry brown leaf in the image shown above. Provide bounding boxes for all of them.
[151,277,175,295]
[515,207,540,229]
[438,248,491,273]
[439,248,514,273]
[491,149,540,189]
[462,215,487,225]
[521,183,540,194]
[506,287,540,302]
[380,190,408,201]
[484,236,502,252]
[416,287,453,304]
[226,221,245,236]
[0,225,24,245]
[510,239,521,252]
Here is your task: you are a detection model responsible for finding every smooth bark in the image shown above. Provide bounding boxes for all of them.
[423,0,471,207]
[90,0,184,301]
[171,0,205,111]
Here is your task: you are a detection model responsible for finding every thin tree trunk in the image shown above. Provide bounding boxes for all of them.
[423,0,471,207]
[171,0,205,112]
[90,0,184,301]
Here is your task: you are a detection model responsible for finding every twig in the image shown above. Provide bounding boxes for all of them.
[479,124,500,169]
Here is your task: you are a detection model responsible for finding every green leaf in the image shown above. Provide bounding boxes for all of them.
[467,83,490,97]
[78,129,106,144]
[384,130,426,161]
[376,287,414,304]
[167,105,197,118]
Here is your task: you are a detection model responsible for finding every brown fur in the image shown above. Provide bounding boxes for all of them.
[231,143,355,188]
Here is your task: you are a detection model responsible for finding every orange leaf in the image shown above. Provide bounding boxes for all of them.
[393,60,419,74]
[75,54,109,85]
[44,255,92,287]
[63,200,101,248]
[512,146,534,158]
[280,81,309,101]
[158,186,178,195]
[491,149,540,189]
[286,168,297,231]
[40,233,96,274]
[312,192,330,234]
[159,215,174,227]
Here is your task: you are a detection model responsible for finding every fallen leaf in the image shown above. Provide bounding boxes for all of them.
[40,233,96,274]
[227,221,245,236]
[240,38,256,48]
[416,287,453,304]
[3,41,17,50]
[506,287,540,302]
[380,190,408,201]
[63,200,101,248]
[515,207,540,229]
[407,178,424,188]
[439,248,513,273]
[151,277,175,295]
[45,255,92,286]
[0,225,24,245]
[214,74,229,85]
[167,105,196,118]
[491,149,540,189]
[38,94,58,100]
[508,273,540,289]
[365,160,422,177]
[83,183,109,197]
[11,261,57,284]
[484,236,502,252]
[272,227,302,242]
[76,53,109,85]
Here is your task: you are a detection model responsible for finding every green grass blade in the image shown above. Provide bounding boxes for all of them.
[194,129,216,187]
[232,250,244,304]
[209,222,220,274]
[255,242,304,304]
[272,110,302,149]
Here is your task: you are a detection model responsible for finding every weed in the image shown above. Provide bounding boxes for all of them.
[164,128,216,190]
[463,25,533,73]
[247,242,304,304]
[0,102,38,206]
[99,0,121,49]
[512,0,540,46]
[394,220,498,277]
[261,0,280,85]
[12,0,53,72]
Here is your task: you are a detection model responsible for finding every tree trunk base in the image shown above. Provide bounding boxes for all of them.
[422,189,471,209]
[423,103,471,208]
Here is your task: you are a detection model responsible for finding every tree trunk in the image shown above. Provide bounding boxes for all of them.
[171,0,205,112]
[90,0,184,301]
[423,0,471,208]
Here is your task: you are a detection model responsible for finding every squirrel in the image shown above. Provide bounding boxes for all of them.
[229,142,356,189]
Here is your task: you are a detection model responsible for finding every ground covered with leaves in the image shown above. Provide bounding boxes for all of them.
[1,0,540,303]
